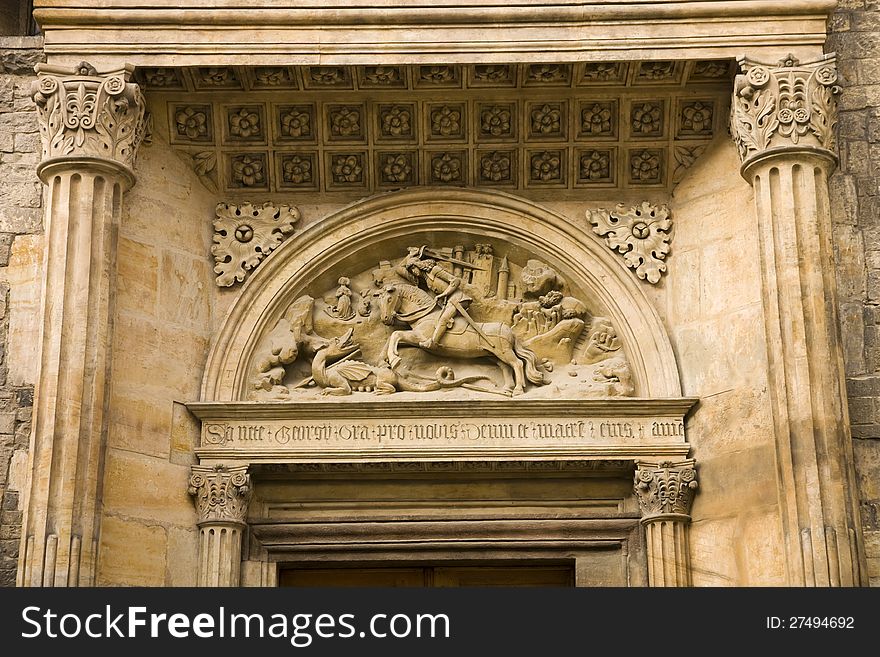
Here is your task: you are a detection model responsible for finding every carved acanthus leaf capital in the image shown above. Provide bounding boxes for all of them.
[730,54,840,165]
[634,460,698,520]
[31,61,147,174]
[587,202,672,284]
[188,464,252,525]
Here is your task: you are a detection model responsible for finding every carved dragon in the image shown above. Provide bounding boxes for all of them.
[302,328,488,396]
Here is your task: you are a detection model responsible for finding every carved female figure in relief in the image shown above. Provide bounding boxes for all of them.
[331,276,355,320]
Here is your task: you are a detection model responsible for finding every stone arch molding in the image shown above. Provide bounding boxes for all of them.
[201,188,682,402]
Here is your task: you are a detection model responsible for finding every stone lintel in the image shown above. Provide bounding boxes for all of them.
[186,398,695,465]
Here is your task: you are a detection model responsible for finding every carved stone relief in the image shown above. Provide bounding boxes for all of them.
[249,242,635,400]
[212,202,301,286]
[142,62,730,93]
[188,464,252,525]
[634,460,698,519]
[588,202,672,284]
[32,61,148,171]
[730,54,840,162]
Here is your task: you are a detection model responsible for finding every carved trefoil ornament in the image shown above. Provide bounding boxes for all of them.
[212,202,300,287]
[634,460,698,519]
[730,54,840,164]
[188,465,252,525]
[31,61,147,172]
[587,202,672,284]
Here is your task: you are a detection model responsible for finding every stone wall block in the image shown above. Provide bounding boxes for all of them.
[831,0,880,582]
[0,54,38,584]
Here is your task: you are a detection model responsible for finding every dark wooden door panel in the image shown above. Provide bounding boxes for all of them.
[280,564,574,587]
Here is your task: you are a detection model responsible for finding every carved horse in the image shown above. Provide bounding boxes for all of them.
[379,282,546,395]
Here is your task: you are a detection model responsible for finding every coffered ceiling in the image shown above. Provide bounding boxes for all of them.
[144,62,734,198]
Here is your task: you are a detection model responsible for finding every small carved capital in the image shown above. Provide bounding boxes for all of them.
[31,61,148,176]
[212,202,301,286]
[188,464,252,525]
[587,202,672,284]
[634,460,698,520]
[730,54,840,166]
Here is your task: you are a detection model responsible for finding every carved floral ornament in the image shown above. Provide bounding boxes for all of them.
[188,465,251,525]
[587,202,672,284]
[212,202,301,286]
[730,54,840,164]
[634,460,698,519]
[31,61,148,172]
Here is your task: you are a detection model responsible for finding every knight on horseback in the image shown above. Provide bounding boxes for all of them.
[380,246,547,395]
[396,245,476,350]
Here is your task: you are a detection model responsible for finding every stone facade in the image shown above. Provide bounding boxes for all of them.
[0,36,41,588]
[0,1,877,587]
[829,0,880,586]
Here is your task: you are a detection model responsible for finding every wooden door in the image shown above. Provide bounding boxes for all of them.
[279,564,574,587]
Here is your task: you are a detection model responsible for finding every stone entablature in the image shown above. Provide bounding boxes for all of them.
[32,1,836,66]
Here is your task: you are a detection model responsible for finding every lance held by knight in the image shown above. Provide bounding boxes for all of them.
[395,245,489,349]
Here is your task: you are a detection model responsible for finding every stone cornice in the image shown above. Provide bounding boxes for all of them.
[33,1,839,25]
[34,1,834,66]
[187,397,699,421]
[31,61,148,182]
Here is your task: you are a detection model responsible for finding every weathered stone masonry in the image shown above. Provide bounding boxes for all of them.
[829,1,880,585]
[0,36,42,588]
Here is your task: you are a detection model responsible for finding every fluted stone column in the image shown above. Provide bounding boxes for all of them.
[634,460,698,587]
[731,54,866,586]
[18,62,146,587]
[188,465,252,587]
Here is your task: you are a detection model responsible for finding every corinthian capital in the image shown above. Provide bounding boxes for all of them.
[634,460,698,520]
[31,61,147,176]
[730,54,840,166]
[188,464,252,525]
